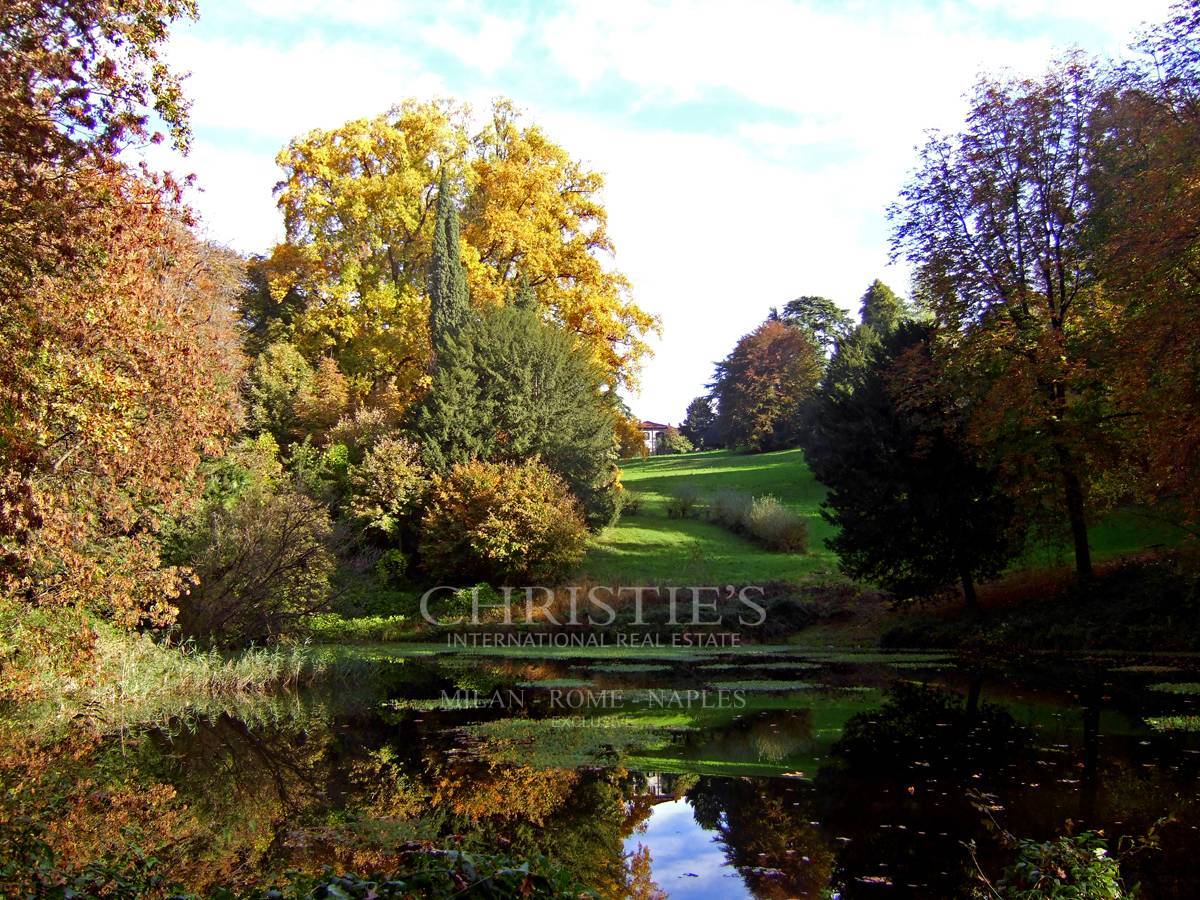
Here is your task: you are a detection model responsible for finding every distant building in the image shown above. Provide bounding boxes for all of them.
[640,420,669,454]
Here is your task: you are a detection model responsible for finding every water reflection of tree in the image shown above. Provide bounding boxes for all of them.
[686,776,835,898]
[0,704,658,896]
[813,681,1032,897]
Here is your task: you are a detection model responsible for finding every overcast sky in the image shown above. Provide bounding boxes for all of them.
[155,0,1171,423]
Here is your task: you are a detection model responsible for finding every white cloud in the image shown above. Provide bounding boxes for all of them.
[169,33,447,139]
[421,15,526,74]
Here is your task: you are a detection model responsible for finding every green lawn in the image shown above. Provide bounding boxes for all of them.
[582,449,840,584]
[580,448,1186,586]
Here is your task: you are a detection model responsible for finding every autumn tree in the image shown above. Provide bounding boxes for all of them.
[0,0,196,302]
[891,57,1121,585]
[804,322,1019,608]
[272,100,466,403]
[614,411,649,460]
[271,98,658,405]
[0,173,243,624]
[711,319,823,452]
[1091,0,1200,520]
[464,100,659,387]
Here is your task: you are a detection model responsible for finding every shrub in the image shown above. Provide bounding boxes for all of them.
[175,487,336,646]
[415,305,619,528]
[246,341,312,445]
[419,459,588,584]
[348,437,428,542]
[708,488,753,531]
[287,439,352,503]
[660,426,694,454]
[374,549,409,586]
[621,491,645,517]
[745,496,809,552]
[665,484,703,519]
[991,832,1125,899]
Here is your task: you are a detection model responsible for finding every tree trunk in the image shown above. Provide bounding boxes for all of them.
[1056,446,1093,585]
[961,571,977,612]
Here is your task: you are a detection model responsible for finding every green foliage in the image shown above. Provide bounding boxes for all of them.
[304,612,414,643]
[660,426,693,454]
[348,436,429,543]
[286,439,352,503]
[620,491,644,517]
[680,395,720,449]
[420,458,589,584]
[415,304,619,527]
[804,321,1018,605]
[1148,682,1200,695]
[992,832,1125,899]
[197,434,285,511]
[428,173,470,354]
[664,484,703,519]
[374,548,410,586]
[174,484,336,647]
[1145,715,1200,732]
[857,279,908,336]
[777,295,853,355]
[247,341,313,445]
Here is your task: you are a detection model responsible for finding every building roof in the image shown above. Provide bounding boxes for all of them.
[639,420,669,430]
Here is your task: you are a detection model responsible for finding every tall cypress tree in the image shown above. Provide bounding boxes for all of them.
[428,173,470,355]
[858,279,908,336]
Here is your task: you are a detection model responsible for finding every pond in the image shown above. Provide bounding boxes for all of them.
[3,645,1200,897]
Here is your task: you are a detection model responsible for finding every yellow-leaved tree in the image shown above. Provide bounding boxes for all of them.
[463,100,657,385]
[267,98,657,408]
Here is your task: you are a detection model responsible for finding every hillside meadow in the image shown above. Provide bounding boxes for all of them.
[583,448,1185,586]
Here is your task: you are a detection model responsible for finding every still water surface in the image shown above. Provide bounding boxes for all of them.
[4,646,1200,897]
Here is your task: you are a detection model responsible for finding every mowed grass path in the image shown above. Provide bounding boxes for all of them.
[582,449,841,584]
[580,448,1185,586]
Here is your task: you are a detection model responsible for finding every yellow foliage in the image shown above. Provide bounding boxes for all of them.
[271,97,658,399]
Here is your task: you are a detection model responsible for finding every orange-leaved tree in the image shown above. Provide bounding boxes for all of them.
[0,171,244,626]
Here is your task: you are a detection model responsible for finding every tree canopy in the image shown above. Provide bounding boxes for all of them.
[415,305,620,527]
[711,319,823,452]
[805,322,1018,607]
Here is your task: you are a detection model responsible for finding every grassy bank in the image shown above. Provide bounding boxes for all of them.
[0,603,369,730]
[587,447,1187,584]
[585,449,840,583]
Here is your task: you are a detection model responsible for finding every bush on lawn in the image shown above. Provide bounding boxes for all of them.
[621,490,645,517]
[420,459,588,584]
[709,488,753,531]
[665,484,703,519]
[660,426,694,454]
[746,495,809,552]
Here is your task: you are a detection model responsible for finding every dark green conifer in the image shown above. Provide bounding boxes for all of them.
[858,279,908,336]
[428,173,470,354]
